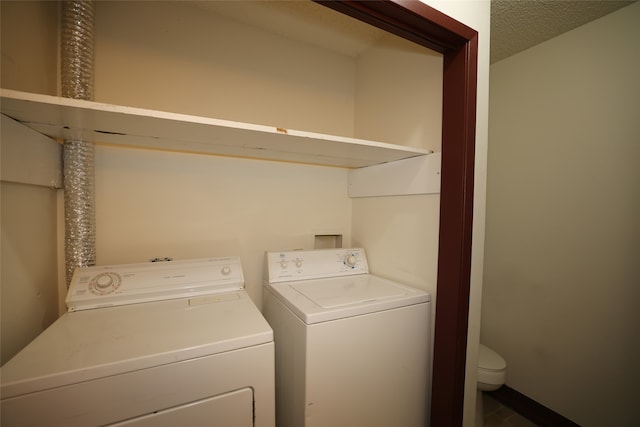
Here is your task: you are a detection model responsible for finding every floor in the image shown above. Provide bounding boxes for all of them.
[483,393,539,427]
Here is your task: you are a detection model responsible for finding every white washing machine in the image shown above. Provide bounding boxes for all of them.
[262,248,431,427]
[1,257,275,427]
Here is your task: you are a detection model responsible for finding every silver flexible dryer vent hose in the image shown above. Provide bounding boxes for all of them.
[61,0,96,286]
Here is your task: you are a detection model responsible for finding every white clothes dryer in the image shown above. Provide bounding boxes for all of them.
[262,248,431,427]
[1,257,275,427]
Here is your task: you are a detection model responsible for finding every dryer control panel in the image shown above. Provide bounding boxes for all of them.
[66,257,244,311]
[266,248,368,284]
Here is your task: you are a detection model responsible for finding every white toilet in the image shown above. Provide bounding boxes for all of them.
[475,344,507,427]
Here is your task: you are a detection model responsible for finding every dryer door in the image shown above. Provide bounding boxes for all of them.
[108,388,253,427]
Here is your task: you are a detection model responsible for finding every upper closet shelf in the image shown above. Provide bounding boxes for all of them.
[0,89,430,168]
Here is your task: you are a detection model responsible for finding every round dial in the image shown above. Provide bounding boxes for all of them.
[89,272,122,295]
[96,275,113,289]
[345,254,357,268]
[221,265,232,275]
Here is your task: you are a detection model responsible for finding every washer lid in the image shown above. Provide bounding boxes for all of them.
[292,276,407,308]
[266,274,430,324]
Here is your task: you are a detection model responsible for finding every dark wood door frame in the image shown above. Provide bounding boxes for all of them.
[315,2,479,425]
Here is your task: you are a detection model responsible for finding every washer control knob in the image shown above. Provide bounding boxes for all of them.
[295,259,303,268]
[280,260,288,269]
[96,275,113,289]
[345,254,357,268]
[89,272,121,295]
[221,265,231,275]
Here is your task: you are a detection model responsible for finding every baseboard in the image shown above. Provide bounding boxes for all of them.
[486,385,581,427]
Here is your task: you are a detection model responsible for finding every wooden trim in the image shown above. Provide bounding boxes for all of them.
[315,1,473,52]
[488,386,581,426]
[433,31,478,426]
[315,1,479,425]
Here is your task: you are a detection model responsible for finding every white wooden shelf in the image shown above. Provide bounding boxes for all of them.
[0,89,430,169]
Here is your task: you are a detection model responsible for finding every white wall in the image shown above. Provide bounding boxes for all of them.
[484,3,640,425]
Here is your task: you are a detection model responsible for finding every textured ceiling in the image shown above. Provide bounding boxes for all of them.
[491,0,635,63]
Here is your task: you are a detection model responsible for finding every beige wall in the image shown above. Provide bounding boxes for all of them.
[0,1,60,364]
[94,146,351,306]
[0,1,59,95]
[484,2,640,425]
[354,34,443,151]
[0,183,59,364]
[94,1,355,138]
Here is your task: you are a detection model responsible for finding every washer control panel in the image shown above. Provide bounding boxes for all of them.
[266,248,368,284]
[66,257,244,311]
